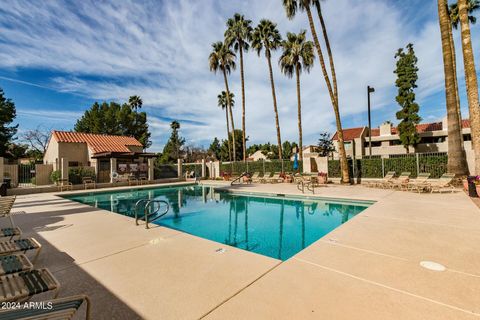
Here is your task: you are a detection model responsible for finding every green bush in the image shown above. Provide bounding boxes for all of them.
[220,160,301,175]
[68,167,96,185]
[50,170,61,184]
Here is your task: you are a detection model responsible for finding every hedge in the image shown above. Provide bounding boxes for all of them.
[220,160,302,175]
[68,167,96,185]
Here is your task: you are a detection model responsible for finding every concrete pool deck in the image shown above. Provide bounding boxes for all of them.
[4,181,480,319]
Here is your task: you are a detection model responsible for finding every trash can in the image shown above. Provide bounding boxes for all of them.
[3,178,11,189]
[467,176,478,197]
[0,183,7,197]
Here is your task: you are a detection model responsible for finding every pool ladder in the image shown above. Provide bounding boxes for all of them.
[134,199,170,229]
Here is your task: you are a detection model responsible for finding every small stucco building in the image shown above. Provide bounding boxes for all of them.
[44,131,155,182]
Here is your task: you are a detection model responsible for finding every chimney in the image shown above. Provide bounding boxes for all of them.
[380,122,392,136]
[441,116,448,131]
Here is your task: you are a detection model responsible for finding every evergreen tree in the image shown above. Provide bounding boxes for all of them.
[74,96,151,148]
[159,121,185,164]
[219,129,244,161]
[0,88,18,157]
[394,44,421,153]
[208,138,222,160]
[318,132,335,156]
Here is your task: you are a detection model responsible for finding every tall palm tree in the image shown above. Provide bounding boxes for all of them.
[458,0,480,174]
[209,41,237,161]
[449,0,479,142]
[252,19,283,160]
[279,31,315,161]
[283,0,349,183]
[225,14,253,163]
[218,91,235,161]
[128,95,143,111]
[438,0,469,175]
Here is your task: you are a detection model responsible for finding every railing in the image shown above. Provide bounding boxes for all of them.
[220,159,302,176]
[134,199,170,229]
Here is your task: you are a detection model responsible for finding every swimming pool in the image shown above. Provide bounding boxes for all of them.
[63,185,372,260]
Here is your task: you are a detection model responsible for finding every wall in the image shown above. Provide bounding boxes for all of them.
[4,165,18,187]
[43,137,59,169]
[58,142,89,166]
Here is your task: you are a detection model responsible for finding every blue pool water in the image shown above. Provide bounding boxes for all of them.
[63,185,372,260]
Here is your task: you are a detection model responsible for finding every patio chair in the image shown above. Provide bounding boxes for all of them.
[0,238,42,263]
[0,268,59,302]
[0,294,90,320]
[385,172,411,189]
[363,171,395,188]
[0,254,33,276]
[404,172,431,191]
[251,172,262,183]
[0,227,21,239]
[128,175,139,186]
[416,173,456,193]
[82,177,96,190]
[259,172,272,184]
[57,179,73,192]
[266,172,283,183]
[0,196,16,228]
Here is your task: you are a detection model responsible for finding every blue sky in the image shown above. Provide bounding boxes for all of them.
[0,0,479,152]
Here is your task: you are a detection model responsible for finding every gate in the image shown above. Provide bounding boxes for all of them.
[18,163,36,187]
[98,160,111,183]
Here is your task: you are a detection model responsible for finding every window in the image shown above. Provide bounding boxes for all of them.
[419,136,446,144]
[369,141,382,147]
[68,161,79,167]
[344,141,352,149]
[464,134,472,141]
[389,140,402,146]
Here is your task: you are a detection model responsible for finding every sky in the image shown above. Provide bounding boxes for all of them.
[0,0,479,152]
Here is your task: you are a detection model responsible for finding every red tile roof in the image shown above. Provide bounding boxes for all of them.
[334,119,471,140]
[331,127,365,141]
[52,131,143,154]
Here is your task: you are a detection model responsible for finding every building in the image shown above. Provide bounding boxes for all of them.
[331,117,474,172]
[43,131,156,182]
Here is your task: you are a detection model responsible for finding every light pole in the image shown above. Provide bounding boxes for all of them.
[367,86,375,157]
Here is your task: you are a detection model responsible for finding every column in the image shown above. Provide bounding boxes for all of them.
[110,158,117,183]
[177,159,183,178]
[0,157,4,183]
[61,158,68,180]
[201,159,206,178]
[148,158,155,181]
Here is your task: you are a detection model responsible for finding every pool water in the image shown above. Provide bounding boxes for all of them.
[64,185,371,260]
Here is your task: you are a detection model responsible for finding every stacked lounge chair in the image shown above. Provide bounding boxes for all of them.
[404,173,431,191]
[266,172,284,183]
[364,171,396,188]
[385,172,411,189]
[412,173,456,193]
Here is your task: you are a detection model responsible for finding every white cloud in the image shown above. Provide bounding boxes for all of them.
[0,0,479,152]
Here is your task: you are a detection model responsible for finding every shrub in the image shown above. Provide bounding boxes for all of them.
[68,167,96,185]
[50,170,61,184]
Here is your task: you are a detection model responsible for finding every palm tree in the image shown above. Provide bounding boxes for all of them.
[209,41,237,161]
[283,0,349,183]
[279,31,315,161]
[449,0,479,142]
[218,91,235,161]
[128,95,143,112]
[252,19,283,160]
[458,0,480,174]
[225,14,253,163]
[438,0,469,175]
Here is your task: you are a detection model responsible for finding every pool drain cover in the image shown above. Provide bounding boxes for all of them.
[420,261,446,272]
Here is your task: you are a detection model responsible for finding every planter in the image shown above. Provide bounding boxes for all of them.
[464,180,468,192]
[476,185,480,197]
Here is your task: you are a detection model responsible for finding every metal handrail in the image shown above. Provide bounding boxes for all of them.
[134,199,150,225]
[231,172,248,186]
[144,200,169,229]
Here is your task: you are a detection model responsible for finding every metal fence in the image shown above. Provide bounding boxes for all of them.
[220,159,303,175]
[155,164,178,179]
[328,152,448,179]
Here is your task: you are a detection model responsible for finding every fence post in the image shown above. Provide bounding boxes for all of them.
[381,157,385,177]
[61,158,69,181]
[148,158,154,181]
[177,159,183,178]
[262,159,265,175]
[352,156,356,182]
[0,157,3,183]
[109,158,116,183]
[416,153,420,177]
[201,159,206,178]
[246,160,249,173]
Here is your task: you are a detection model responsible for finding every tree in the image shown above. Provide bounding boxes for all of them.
[225,13,253,162]
[128,95,143,112]
[74,98,152,148]
[279,30,315,161]
[209,41,237,161]
[318,132,335,156]
[209,138,222,160]
[218,91,234,161]
[394,44,422,153]
[0,88,18,157]
[22,127,49,156]
[159,121,185,164]
[283,0,350,183]
[282,141,298,159]
[252,19,283,160]
[219,130,244,161]
[437,0,469,175]
[458,0,480,174]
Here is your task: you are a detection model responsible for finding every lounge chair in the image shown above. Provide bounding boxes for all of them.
[0,227,21,239]
[385,172,411,189]
[266,172,283,183]
[363,171,396,188]
[414,173,456,193]
[57,179,73,192]
[0,196,16,228]
[404,172,431,191]
[0,254,33,276]
[0,238,42,263]
[0,268,59,302]
[0,294,91,320]
[259,172,272,184]
[248,172,260,183]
